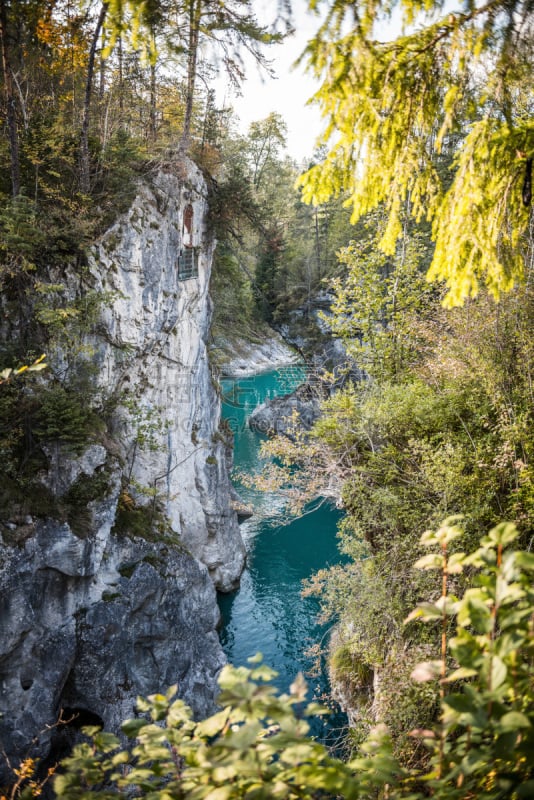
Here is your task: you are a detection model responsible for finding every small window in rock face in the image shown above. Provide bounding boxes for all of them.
[177,247,199,280]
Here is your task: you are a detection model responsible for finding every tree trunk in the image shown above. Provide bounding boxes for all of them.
[149,41,157,141]
[200,89,211,153]
[118,34,123,113]
[180,0,201,152]
[79,1,108,193]
[98,21,106,101]
[0,0,20,196]
[314,207,322,283]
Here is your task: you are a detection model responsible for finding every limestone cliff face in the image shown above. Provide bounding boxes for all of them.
[89,162,245,592]
[0,159,245,777]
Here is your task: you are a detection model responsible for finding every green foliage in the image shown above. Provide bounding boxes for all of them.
[111,485,182,547]
[33,384,97,451]
[209,248,256,339]
[328,381,492,540]
[310,284,534,749]
[305,527,442,763]
[326,217,435,380]
[40,522,534,800]
[257,280,534,757]
[207,117,297,331]
[0,196,45,280]
[427,119,533,306]
[207,164,259,243]
[299,0,534,305]
[91,130,144,229]
[254,229,286,323]
[247,113,289,192]
[329,644,374,702]
[33,283,113,349]
[0,169,136,296]
[0,374,105,528]
[62,468,115,538]
[208,119,356,337]
[406,519,534,798]
[53,657,398,800]
[122,396,167,454]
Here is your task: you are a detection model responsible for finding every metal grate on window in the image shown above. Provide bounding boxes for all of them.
[177,247,199,280]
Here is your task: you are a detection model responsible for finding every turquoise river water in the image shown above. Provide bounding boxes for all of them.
[218,366,347,747]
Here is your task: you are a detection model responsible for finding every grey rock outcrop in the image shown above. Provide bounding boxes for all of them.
[0,158,244,780]
[213,330,299,377]
[248,383,322,438]
[0,479,224,773]
[276,293,363,384]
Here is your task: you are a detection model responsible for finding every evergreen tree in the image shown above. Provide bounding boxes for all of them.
[254,228,285,323]
[0,0,20,195]
[299,0,534,305]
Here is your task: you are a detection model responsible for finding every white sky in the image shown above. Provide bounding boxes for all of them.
[214,0,324,163]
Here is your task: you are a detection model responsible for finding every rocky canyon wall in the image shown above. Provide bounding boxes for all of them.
[0,158,245,778]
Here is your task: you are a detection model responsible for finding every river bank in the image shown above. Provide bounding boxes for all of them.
[211,328,300,378]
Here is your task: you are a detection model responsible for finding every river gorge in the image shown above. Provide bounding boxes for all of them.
[218,366,348,748]
[0,161,347,776]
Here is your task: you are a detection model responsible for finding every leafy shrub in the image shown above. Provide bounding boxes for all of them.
[15,520,531,800]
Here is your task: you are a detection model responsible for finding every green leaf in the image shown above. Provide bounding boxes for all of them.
[247,652,264,664]
[111,751,130,766]
[135,696,152,713]
[487,523,519,547]
[498,711,531,731]
[413,553,444,570]
[218,664,253,692]
[442,667,478,683]
[447,552,466,574]
[122,718,149,737]
[491,656,508,690]
[495,630,527,658]
[80,725,103,737]
[304,702,330,716]
[94,731,120,750]
[195,707,231,738]
[404,602,443,623]
[165,683,178,700]
[515,552,534,571]
[500,608,533,629]
[443,692,488,728]
[251,663,279,682]
[443,694,477,714]
[53,774,76,794]
[457,595,492,633]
